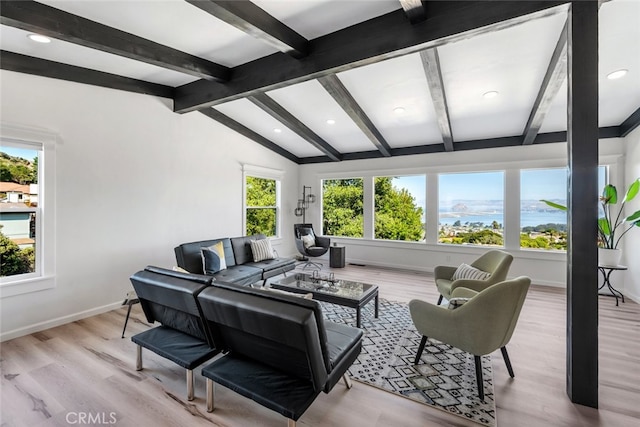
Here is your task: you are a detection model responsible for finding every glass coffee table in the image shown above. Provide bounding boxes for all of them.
[270,272,379,328]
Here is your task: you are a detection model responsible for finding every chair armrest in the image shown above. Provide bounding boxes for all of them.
[450,278,493,293]
[409,299,456,338]
[316,235,331,248]
[451,287,479,299]
[434,265,457,281]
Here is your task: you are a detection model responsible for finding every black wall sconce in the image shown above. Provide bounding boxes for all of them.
[294,185,315,223]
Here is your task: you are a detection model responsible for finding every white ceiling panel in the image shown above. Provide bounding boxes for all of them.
[37,0,279,67]
[266,80,376,153]
[0,25,196,86]
[439,11,568,142]
[213,99,324,158]
[540,0,640,134]
[337,53,443,148]
[253,0,400,39]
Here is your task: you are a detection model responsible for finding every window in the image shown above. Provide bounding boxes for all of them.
[374,175,425,242]
[438,171,505,246]
[322,178,363,237]
[1,144,39,278]
[520,168,568,250]
[245,176,278,237]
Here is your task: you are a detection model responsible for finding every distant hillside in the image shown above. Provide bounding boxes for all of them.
[0,152,37,185]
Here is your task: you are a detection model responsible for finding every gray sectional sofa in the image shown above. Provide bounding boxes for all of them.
[174,234,296,286]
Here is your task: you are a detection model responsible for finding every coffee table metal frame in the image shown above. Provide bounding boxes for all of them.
[270,272,379,328]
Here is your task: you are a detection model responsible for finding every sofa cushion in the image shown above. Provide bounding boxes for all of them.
[175,238,236,274]
[250,238,275,262]
[231,234,266,265]
[212,265,262,286]
[201,241,227,275]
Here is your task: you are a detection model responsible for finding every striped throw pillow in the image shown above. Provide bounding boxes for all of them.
[451,263,491,281]
[250,238,275,262]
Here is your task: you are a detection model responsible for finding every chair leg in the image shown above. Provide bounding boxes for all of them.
[136,345,143,371]
[206,379,215,412]
[121,301,134,338]
[474,355,484,401]
[501,346,515,378]
[342,374,353,389]
[186,369,195,401]
[437,294,443,305]
[414,336,428,364]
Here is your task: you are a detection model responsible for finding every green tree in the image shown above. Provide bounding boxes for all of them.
[323,179,364,237]
[245,176,277,236]
[374,177,424,241]
[0,230,32,276]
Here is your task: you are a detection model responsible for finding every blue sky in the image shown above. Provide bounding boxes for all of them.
[1,146,38,161]
[439,171,504,200]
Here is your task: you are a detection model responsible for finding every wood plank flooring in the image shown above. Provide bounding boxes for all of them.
[1,262,639,426]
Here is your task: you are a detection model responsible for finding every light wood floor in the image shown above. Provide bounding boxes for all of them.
[1,262,639,426]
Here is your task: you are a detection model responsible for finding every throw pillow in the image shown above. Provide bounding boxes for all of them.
[451,263,491,281]
[301,234,315,249]
[448,297,471,309]
[250,238,275,262]
[201,241,227,275]
[172,266,190,273]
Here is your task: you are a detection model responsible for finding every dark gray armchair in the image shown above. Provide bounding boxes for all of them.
[294,223,330,270]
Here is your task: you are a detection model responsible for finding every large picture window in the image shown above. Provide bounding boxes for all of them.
[245,176,278,237]
[322,178,363,237]
[438,171,504,246]
[374,175,425,242]
[1,144,40,278]
[520,168,568,250]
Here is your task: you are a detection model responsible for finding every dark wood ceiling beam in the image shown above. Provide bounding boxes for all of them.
[199,108,300,163]
[174,1,568,113]
[248,93,342,162]
[420,48,454,152]
[0,50,174,98]
[522,19,568,145]
[318,74,392,157]
[0,0,230,81]
[399,0,427,24]
[186,0,308,58]
[619,107,640,137]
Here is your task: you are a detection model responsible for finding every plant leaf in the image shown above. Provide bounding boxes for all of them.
[598,217,611,235]
[602,184,617,204]
[625,178,640,202]
[540,200,567,211]
[626,210,640,222]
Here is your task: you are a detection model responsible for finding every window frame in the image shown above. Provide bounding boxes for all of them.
[1,124,57,298]
[242,165,283,239]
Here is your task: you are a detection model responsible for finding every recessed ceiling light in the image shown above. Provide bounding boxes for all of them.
[483,91,499,99]
[326,119,336,125]
[273,128,282,133]
[393,107,405,115]
[27,34,51,43]
[607,69,628,80]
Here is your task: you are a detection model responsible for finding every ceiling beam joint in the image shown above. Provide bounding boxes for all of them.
[420,48,454,152]
[399,0,427,24]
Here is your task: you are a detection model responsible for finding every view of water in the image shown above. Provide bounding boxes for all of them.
[438,211,567,228]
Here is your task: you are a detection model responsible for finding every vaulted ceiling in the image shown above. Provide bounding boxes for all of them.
[1,1,639,164]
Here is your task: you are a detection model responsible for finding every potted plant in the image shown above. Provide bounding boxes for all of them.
[542,178,640,266]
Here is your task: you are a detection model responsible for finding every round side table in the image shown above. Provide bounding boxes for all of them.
[597,264,626,306]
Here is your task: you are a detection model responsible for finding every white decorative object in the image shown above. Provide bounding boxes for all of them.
[598,248,621,266]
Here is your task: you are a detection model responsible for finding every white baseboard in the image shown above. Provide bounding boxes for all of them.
[0,301,123,342]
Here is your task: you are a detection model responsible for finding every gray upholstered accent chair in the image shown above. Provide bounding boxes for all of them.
[435,249,513,305]
[294,223,330,270]
[409,276,531,400]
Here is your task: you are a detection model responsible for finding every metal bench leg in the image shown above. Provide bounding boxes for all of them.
[187,369,194,401]
[206,379,215,412]
[343,374,353,389]
[136,345,143,371]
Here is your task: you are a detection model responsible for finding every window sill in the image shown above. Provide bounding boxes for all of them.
[0,275,56,298]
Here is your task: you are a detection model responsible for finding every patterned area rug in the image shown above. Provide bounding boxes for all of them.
[321,298,496,427]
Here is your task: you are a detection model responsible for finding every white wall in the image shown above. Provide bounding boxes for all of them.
[0,70,299,340]
[623,125,640,303]
[299,139,625,287]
